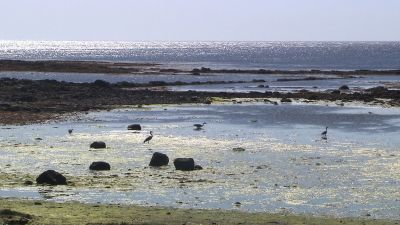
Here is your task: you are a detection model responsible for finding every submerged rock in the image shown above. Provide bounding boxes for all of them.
[233,147,246,152]
[281,98,292,103]
[127,124,141,130]
[149,152,169,167]
[89,161,111,171]
[173,158,195,171]
[194,165,203,170]
[90,141,106,149]
[24,180,33,185]
[36,170,67,185]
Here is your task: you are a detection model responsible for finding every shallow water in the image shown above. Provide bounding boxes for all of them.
[1,71,400,93]
[0,103,399,219]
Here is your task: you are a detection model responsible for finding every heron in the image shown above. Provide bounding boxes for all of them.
[68,129,73,135]
[193,122,206,129]
[143,131,153,143]
[321,126,328,136]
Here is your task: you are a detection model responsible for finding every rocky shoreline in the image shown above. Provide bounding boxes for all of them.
[1,59,400,76]
[1,77,400,125]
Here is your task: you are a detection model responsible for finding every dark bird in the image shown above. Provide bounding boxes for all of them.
[193,122,206,129]
[68,129,73,135]
[143,131,153,143]
[321,126,328,136]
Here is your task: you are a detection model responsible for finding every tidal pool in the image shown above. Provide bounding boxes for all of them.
[0,102,399,219]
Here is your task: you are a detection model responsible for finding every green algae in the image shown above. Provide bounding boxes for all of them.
[1,198,399,225]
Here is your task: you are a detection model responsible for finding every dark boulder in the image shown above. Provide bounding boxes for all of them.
[173,158,195,171]
[200,67,211,72]
[194,165,203,170]
[149,152,169,167]
[36,170,67,185]
[339,85,350,90]
[93,79,111,88]
[90,141,106,149]
[89,161,111,170]
[127,124,141,130]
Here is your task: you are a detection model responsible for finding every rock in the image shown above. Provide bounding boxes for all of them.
[339,85,350,90]
[127,124,141,130]
[281,98,292,103]
[200,67,211,72]
[0,209,32,224]
[36,170,67,185]
[232,147,245,152]
[252,79,266,82]
[93,79,111,88]
[24,180,33,185]
[194,165,203,170]
[90,141,106,149]
[331,90,341,94]
[173,158,195,171]
[149,152,169,167]
[190,96,199,101]
[368,86,388,95]
[89,161,111,170]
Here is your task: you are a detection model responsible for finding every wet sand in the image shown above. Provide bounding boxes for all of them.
[1,199,398,225]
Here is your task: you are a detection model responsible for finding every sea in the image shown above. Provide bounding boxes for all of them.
[0,41,400,70]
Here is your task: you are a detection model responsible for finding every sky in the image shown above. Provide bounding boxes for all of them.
[0,0,399,41]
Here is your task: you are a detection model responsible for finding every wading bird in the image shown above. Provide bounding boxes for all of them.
[68,129,73,135]
[143,131,153,143]
[321,126,328,136]
[193,122,206,129]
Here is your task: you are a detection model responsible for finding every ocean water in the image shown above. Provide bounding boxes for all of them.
[1,41,400,70]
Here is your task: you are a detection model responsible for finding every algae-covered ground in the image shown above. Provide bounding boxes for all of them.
[1,198,399,225]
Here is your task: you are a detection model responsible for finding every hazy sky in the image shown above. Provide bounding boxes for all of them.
[1,0,399,41]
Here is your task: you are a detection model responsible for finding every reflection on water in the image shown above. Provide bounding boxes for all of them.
[0,103,399,219]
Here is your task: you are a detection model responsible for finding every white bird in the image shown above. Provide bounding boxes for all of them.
[193,122,206,129]
[143,131,153,143]
[68,129,73,135]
